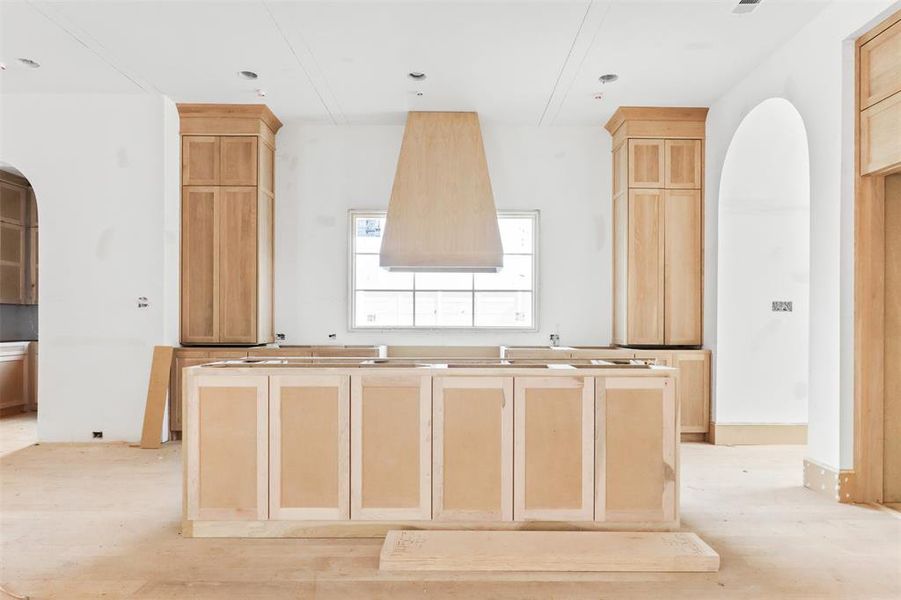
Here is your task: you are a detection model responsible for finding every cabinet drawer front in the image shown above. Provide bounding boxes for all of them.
[182,136,220,185]
[628,139,665,188]
[514,377,594,521]
[186,375,268,521]
[351,375,431,520]
[433,377,513,521]
[597,377,676,524]
[861,19,901,109]
[270,375,350,520]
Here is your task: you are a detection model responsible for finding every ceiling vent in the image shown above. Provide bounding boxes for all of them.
[733,0,762,14]
[380,112,503,272]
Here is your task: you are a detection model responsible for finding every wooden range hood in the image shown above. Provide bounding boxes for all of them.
[379,111,503,272]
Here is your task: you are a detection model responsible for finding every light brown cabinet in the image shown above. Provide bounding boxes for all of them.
[350,375,432,520]
[860,18,901,110]
[433,376,513,521]
[633,349,710,436]
[0,176,37,305]
[606,107,707,347]
[513,377,594,521]
[0,221,24,304]
[178,105,281,345]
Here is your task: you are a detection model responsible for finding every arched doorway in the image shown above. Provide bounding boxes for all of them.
[715,98,810,435]
[0,162,39,454]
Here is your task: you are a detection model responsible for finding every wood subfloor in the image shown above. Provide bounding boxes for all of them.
[0,435,899,599]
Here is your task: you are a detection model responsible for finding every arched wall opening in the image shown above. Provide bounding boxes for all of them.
[715,98,811,431]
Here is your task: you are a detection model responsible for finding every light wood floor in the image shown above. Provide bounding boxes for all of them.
[0,411,37,456]
[1,435,899,599]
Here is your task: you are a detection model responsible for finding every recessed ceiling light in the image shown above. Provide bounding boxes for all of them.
[237,70,258,80]
[17,58,40,69]
[598,73,618,84]
[408,72,427,81]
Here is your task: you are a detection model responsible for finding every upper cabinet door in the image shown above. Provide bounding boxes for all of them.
[628,139,665,188]
[220,136,258,186]
[664,140,702,189]
[218,187,258,344]
[596,376,676,525]
[351,375,432,520]
[861,92,901,175]
[0,222,25,304]
[181,187,219,343]
[185,375,269,521]
[664,189,702,345]
[269,375,350,520]
[433,376,513,522]
[0,183,25,225]
[627,189,665,345]
[860,19,901,109]
[514,377,594,521]
[183,136,220,186]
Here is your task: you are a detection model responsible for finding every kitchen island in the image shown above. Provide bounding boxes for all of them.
[182,357,678,537]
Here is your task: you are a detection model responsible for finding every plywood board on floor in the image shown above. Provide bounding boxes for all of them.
[379,530,719,572]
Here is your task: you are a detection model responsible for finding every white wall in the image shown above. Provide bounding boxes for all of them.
[0,93,179,442]
[274,124,611,347]
[715,98,809,425]
[705,0,898,469]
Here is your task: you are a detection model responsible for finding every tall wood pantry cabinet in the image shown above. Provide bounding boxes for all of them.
[605,107,707,347]
[178,104,281,345]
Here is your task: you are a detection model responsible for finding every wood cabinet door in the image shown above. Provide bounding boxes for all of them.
[861,92,901,175]
[433,377,513,521]
[0,222,24,304]
[627,189,664,345]
[860,19,901,109]
[628,139,665,188]
[170,352,209,432]
[218,187,258,343]
[186,375,268,521]
[673,352,710,434]
[351,375,431,520]
[0,355,26,410]
[514,377,594,521]
[612,142,628,197]
[664,140,702,189]
[664,189,702,345]
[181,187,219,343]
[220,136,258,186]
[270,375,350,520]
[182,136,220,185]
[0,182,25,225]
[596,377,676,524]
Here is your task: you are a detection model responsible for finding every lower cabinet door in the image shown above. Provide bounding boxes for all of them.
[673,352,710,434]
[269,375,350,520]
[433,377,513,521]
[351,375,431,520]
[596,376,676,524]
[186,375,268,521]
[514,377,594,521]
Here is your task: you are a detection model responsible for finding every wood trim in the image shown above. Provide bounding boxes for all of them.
[709,423,807,445]
[859,19,901,109]
[0,170,30,188]
[177,103,283,133]
[856,8,901,46]
[269,375,350,520]
[803,458,856,503]
[432,376,513,522]
[604,107,709,135]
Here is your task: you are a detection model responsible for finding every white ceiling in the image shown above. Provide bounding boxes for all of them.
[0,0,835,125]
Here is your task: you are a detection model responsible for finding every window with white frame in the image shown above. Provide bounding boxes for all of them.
[350,210,538,329]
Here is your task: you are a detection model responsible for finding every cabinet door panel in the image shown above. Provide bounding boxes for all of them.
[597,377,676,524]
[0,222,24,304]
[182,136,220,185]
[861,92,901,175]
[514,377,593,521]
[219,187,258,343]
[433,377,512,521]
[860,19,901,109]
[0,182,25,225]
[186,375,268,521]
[351,375,431,520]
[664,139,702,189]
[270,375,350,520]
[220,136,258,186]
[181,188,219,343]
[170,353,209,432]
[664,189,702,345]
[674,352,710,434]
[628,139,665,188]
[627,189,664,344]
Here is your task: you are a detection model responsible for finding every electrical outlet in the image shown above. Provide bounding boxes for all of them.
[92,431,103,439]
[275,333,286,342]
[772,301,793,312]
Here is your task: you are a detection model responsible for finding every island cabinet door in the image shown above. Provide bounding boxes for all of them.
[433,377,513,522]
[186,375,268,521]
[269,375,350,520]
[350,375,431,520]
[596,377,677,524]
[513,377,594,521]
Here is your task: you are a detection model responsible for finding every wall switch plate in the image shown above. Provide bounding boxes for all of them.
[772,301,793,312]
[275,333,286,342]
[137,296,149,308]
